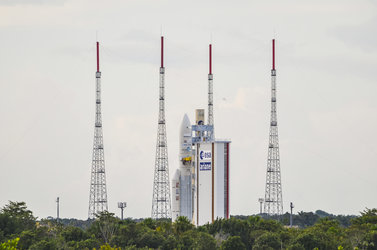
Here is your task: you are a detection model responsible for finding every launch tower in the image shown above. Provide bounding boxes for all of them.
[88,42,108,219]
[264,39,283,215]
[152,36,171,219]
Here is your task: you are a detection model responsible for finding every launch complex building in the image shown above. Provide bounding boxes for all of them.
[88,36,281,223]
[171,44,231,226]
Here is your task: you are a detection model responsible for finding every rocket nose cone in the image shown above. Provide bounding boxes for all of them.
[180,114,191,133]
[180,114,192,151]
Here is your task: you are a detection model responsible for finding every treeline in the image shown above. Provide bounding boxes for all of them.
[0,201,376,249]
[233,210,356,228]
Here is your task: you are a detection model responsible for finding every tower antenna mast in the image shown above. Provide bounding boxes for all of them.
[151,36,171,219]
[56,197,60,222]
[264,39,283,216]
[88,41,108,219]
[208,43,214,139]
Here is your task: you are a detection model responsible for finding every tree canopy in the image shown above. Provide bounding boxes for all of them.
[0,201,376,249]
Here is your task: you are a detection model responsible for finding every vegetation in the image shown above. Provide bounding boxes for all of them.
[0,201,376,249]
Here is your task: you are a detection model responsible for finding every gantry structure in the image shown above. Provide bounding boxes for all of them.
[207,43,214,139]
[152,36,171,219]
[264,39,283,215]
[88,41,108,219]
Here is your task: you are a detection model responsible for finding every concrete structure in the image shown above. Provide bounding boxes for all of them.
[195,140,230,226]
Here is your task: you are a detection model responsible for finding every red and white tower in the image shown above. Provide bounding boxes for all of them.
[151,36,171,219]
[88,42,108,218]
[264,39,283,215]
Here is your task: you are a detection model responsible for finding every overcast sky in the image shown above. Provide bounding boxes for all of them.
[0,0,376,220]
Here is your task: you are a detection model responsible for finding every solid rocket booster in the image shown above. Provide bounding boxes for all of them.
[171,169,181,221]
[179,114,193,221]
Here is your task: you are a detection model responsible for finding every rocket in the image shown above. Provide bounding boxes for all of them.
[172,114,194,221]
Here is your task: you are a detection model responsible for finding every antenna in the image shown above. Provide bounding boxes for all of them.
[209,44,212,75]
[264,38,283,216]
[56,197,60,222]
[118,202,127,220]
[258,198,264,214]
[152,35,171,219]
[161,36,164,68]
[88,40,108,219]
[272,39,275,70]
[97,41,100,72]
[290,202,294,227]
[208,43,214,139]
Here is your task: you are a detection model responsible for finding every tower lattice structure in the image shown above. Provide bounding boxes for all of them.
[208,44,214,139]
[88,41,108,219]
[264,39,283,215]
[152,36,171,219]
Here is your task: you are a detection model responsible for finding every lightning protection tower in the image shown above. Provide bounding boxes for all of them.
[208,43,214,139]
[264,39,283,216]
[152,36,171,219]
[88,41,108,219]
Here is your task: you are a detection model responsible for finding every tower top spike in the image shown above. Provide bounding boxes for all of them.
[97,41,100,72]
[161,36,164,68]
[209,44,212,75]
[272,39,275,70]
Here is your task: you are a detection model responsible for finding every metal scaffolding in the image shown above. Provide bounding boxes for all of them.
[152,36,171,219]
[208,44,214,140]
[88,41,108,219]
[264,39,283,216]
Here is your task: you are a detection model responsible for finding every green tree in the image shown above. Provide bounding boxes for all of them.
[220,236,246,250]
[29,239,57,250]
[0,238,19,250]
[141,218,156,230]
[179,230,197,250]
[137,230,165,248]
[0,201,36,237]
[18,230,37,249]
[76,238,101,249]
[253,232,281,250]
[287,243,305,250]
[61,226,88,242]
[193,232,216,250]
[173,216,194,235]
[90,211,119,244]
[161,234,178,250]
[353,208,377,225]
